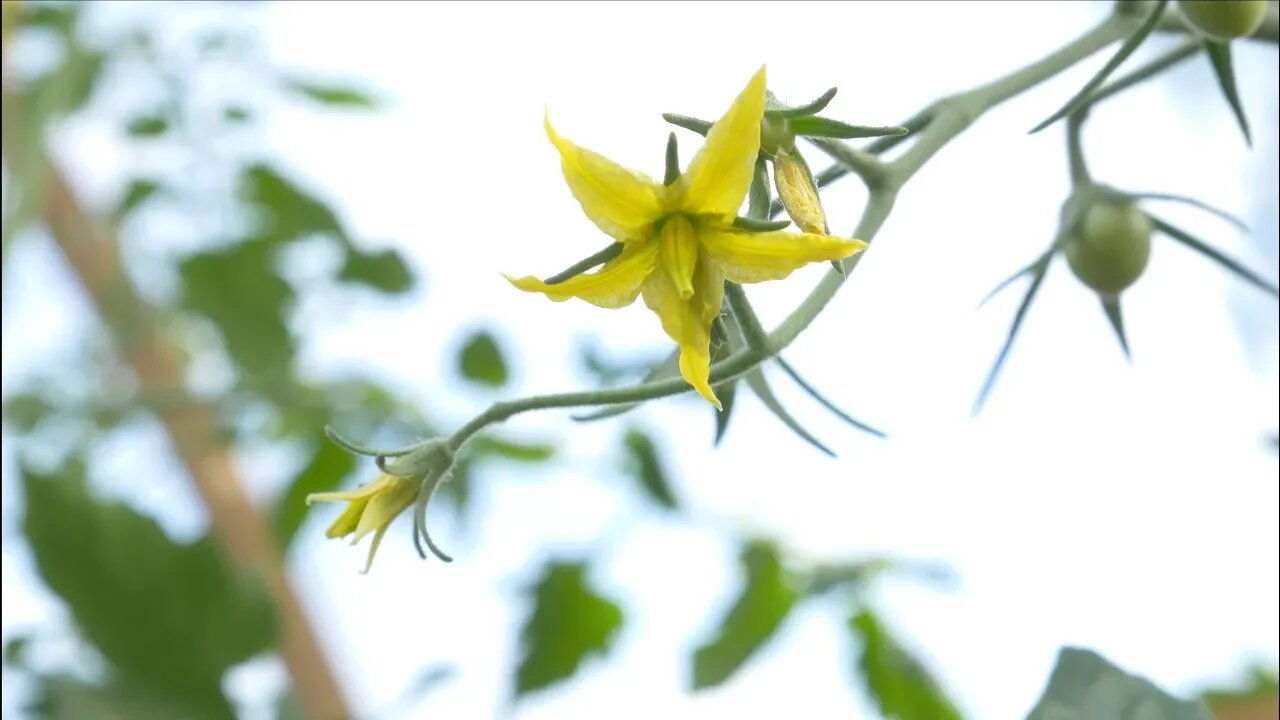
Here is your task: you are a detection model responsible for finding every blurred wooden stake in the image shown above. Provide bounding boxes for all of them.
[22,151,352,720]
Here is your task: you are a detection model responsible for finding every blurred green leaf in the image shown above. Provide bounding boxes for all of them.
[2,23,103,261]
[1199,664,1279,705]
[692,540,798,691]
[1024,647,1211,720]
[338,248,414,294]
[180,239,296,376]
[621,428,678,510]
[125,114,169,138]
[4,633,31,666]
[458,330,509,388]
[22,461,276,710]
[516,560,623,698]
[27,675,226,720]
[470,435,555,462]
[284,78,379,109]
[439,435,554,518]
[4,393,53,432]
[115,179,162,218]
[223,106,251,124]
[1203,41,1251,146]
[274,438,359,550]
[850,609,964,720]
[241,164,347,245]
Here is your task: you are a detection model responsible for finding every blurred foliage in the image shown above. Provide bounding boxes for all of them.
[515,560,624,698]
[2,1,1273,719]
[1024,647,1213,720]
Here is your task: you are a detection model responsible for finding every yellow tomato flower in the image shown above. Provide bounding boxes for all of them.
[507,67,866,407]
[307,473,418,573]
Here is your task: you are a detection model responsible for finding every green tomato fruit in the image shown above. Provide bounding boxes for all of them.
[1064,200,1153,295]
[760,116,795,156]
[1178,0,1268,41]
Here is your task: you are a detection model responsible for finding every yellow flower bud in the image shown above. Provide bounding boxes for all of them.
[773,148,828,236]
[307,473,419,573]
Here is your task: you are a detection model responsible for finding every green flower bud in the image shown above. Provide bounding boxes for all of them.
[1178,0,1268,41]
[1064,199,1153,295]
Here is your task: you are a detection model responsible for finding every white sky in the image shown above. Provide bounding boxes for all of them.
[3,2,1278,719]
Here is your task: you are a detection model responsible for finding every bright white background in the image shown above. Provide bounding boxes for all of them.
[3,2,1278,719]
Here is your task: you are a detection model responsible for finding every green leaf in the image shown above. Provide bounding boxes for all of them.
[273,438,359,550]
[458,330,509,388]
[1029,0,1168,134]
[125,114,169,138]
[1024,647,1212,720]
[515,560,624,698]
[765,87,837,119]
[621,428,678,510]
[692,540,798,691]
[1203,41,1251,146]
[223,106,251,124]
[790,116,908,140]
[338,248,414,294]
[1199,664,1279,708]
[850,609,964,720]
[470,435,555,462]
[180,239,296,376]
[4,393,53,432]
[284,78,379,109]
[241,164,347,245]
[27,675,231,720]
[21,461,276,706]
[1150,215,1278,298]
[4,633,31,666]
[116,179,162,218]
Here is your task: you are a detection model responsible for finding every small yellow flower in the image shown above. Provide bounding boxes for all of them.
[508,67,866,407]
[307,473,418,573]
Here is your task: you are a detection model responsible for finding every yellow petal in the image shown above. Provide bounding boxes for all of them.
[681,67,767,218]
[702,229,866,284]
[641,251,725,408]
[352,475,418,544]
[658,215,699,300]
[546,111,664,243]
[506,240,659,309]
[360,526,391,574]
[323,499,369,539]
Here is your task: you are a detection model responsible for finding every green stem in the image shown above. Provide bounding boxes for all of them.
[441,10,1151,454]
[724,283,771,352]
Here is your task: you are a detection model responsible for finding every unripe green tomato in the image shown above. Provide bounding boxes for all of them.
[1064,200,1153,295]
[1178,0,1268,41]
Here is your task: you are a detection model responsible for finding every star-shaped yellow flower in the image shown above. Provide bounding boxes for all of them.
[507,67,866,407]
[307,473,417,573]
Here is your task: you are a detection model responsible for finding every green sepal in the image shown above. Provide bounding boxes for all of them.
[1150,215,1278,297]
[1100,294,1131,360]
[732,216,791,232]
[1203,40,1252,146]
[662,113,712,136]
[790,116,908,140]
[764,87,837,119]
[1029,0,1168,134]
